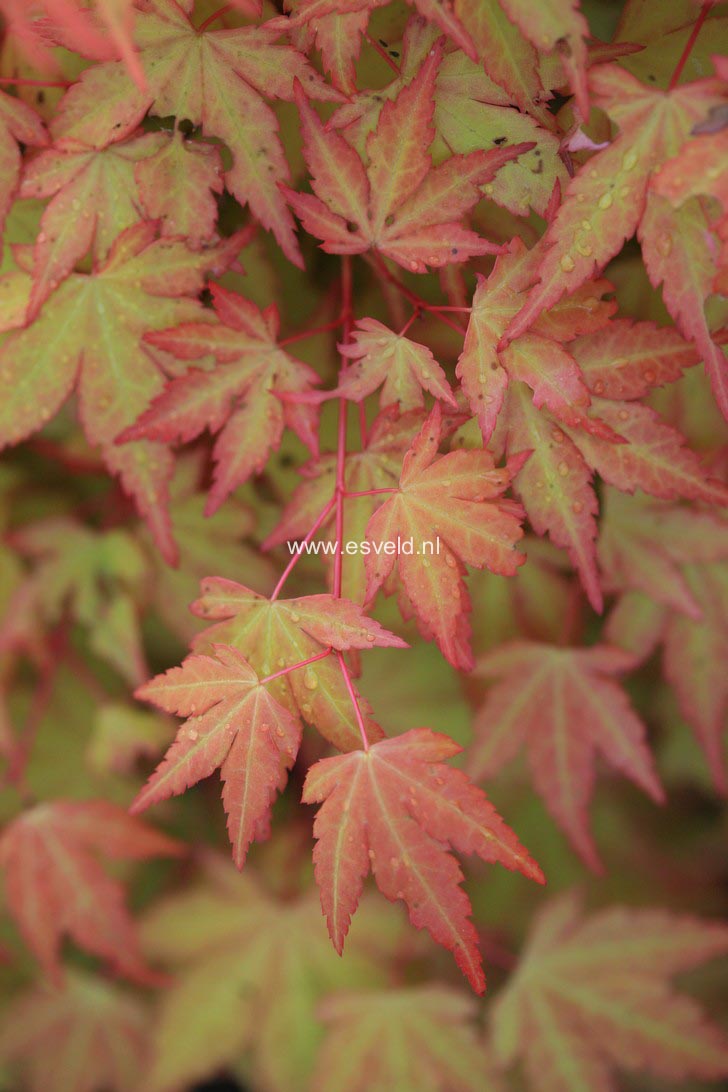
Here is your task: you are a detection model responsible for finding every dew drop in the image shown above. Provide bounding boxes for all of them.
[366,633,376,642]
[560,254,575,272]
[643,368,655,383]
[552,428,564,443]
[598,192,613,210]
[622,149,638,171]
[303,668,318,690]
[558,461,569,477]
[580,220,592,231]
[656,233,673,257]
[572,500,584,513]
[618,409,629,421]
[290,611,301,623]
[445,553,456,568]
[187,728,199,741]
[576,240,593,257]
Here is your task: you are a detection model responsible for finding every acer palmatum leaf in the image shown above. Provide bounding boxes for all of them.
[131,645,302,868]
[21,130,168,318]
[119,284,321,515]
[314,986,504,1092]
[284,44,533,272]
[190,578,385,751]
[0,800,182,985]
[504,65,728,417]
[303,727,544,994]
[365,404,526,670]
[0,221,243,563]
[456,238,728,611]
[138,851,406,1092]
[492,891,728,1092]
[468,641,664,869]
[607,555,728,794]
[48,0,341,263]
[598,488,728,619]
[335,317,457,410]
[191,577,407,652]
[0,969,149,1092]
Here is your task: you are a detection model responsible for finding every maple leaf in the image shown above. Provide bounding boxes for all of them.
[131,645,302,868]
[287,0,478,63]
[139,852,405,1092]
[50,0,341,263]
[314,986,504,1092]
[303,726,544,993]
[0,91,47,253]
[285,0,369,96]
[9,516,149,686]
[652,125,728,295]
[118,284,321,515]
[329,18,562,216]
[364,404,526,670]
[457,240,727,610]
[332,317,457,410]
[0,221,240,562]
[284,42,532,272]
[492,891,728,1091]
[134,129,225,247]
[20,129,166,319]
[496,0,590,119]
[467,641,664,869]
[503,65,728,417]
[605,528,728,792]
[265,407,424,604]
[190,577,391,751]
[0,799,182,984]
[598,488,728,619]
[32,0,145,87]
[0,969,150,1092]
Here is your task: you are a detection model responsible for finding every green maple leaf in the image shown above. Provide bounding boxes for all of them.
[0,221,239,562]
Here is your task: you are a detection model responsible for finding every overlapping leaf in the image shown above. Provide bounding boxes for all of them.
[48,0,340,263]
[303,726,544,993]
[467,641,664,868]
[505,64,728,417]
[265,407,424,603]
[364,404,526,669]
[119,284,321,514]
[131,645,302,867]
[284,42,531,271]
[0,221,240,562]
[190,578,394,751]
[457,239,727,609]
[139,853,403,1092]
[0,91,47,252]
[333,317,456,410]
